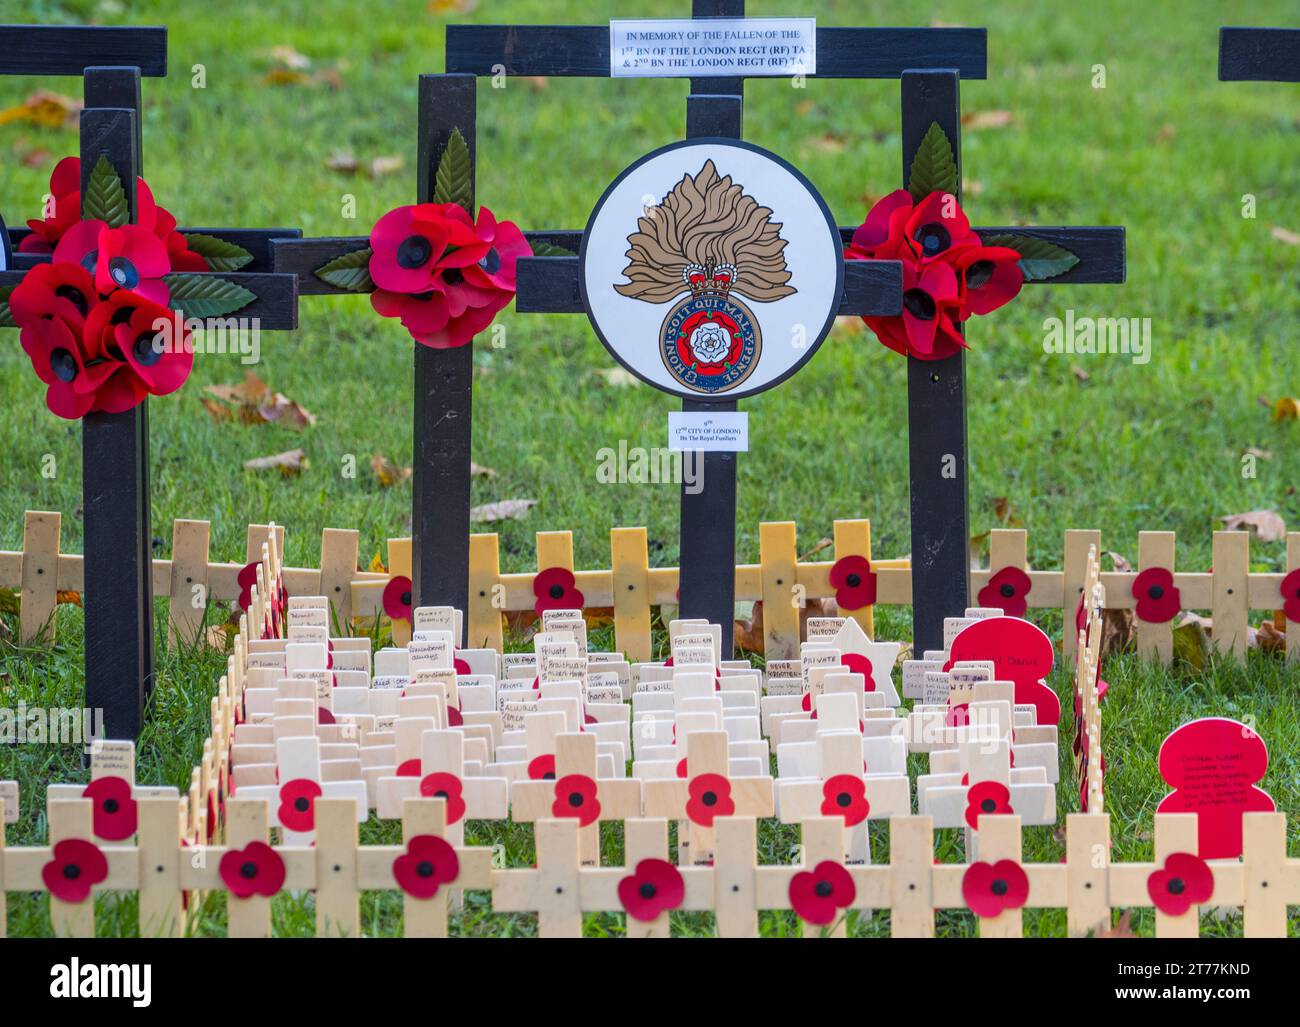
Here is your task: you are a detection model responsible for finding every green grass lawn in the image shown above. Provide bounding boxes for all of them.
[1,0,1298,936]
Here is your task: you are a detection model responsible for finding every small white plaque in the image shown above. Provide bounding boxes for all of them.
[610,18,816,78]
[668,411,749,452]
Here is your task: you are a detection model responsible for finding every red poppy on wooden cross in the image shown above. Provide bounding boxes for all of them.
[643,730,774,866]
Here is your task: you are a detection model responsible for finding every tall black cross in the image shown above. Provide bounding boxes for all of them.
[0,25,301,739]
[271,8,1126,657]
[1219,26,1299,83]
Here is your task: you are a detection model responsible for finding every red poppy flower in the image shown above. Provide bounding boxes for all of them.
[1279,569,1300,623]
[277,778,322,833]
[7,261,98,333]
[685,773,735,827]
[962,858,1029,917]
[618,858,685,922]
[1132,568,1180,622]
[52,220,171,306]
[964,780,1014,830]
[978,566,1032,617]
[454,657,471,675]
[789,860,856,925]
[675,757,688,779]
[862,259,965,361]
[84,776,138,841]
[17,314,104,419]
[527,754,557,780]
[383,575,413,622]
[820,774,870,826]
[458,206,532,294]
[219,841,286,899]
[1147,852,1214,916]
[236,560,259,612]
[395,758,422,777]
[419,772,467,825]
[446,705,464,727]
[953,244,1023,317]
[552,774,601,827]
[828,555,877,610]
[902,191,980,265]
[84,293,193,395]
[41,838,109,902]
[369,204,454,294]
[392,834,459,899]
[533,566,584,616]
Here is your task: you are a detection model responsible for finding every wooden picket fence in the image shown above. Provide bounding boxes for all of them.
[1,794,1294,938]
[5,512,1298,665]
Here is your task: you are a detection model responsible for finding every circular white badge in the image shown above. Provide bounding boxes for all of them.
[580,139,843,401]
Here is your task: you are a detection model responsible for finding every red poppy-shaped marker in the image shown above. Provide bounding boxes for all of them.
[370,204,454,294]
[840,651,875,687]
[42,838,109,903]
[828,556,877,611]
[419,772,467,825]
[977,566,1032,618]
[964,781,1014,830]
[527,754,557,781]
[15,311,115,419]
[446,705,464,727]
[675,758,688,779]
[1146,852,1215,917]
[392,834,460,899]
[552,774,601,827]
[454,657,472,675]
[618,858,685,922]
[55,221,172,306]
[1279,569,1300,623]
[219,841,286,899]
[1132,568,1181,623]
[7,261,97,333]
[952,244,1024,319]
[820,774,870,827]
[789,861,856,925]
[85,295,193,396]
[962,859,1029,917]
[395,758,421,777]
[382,575,414,623]
[84,776,138,841]
[277,778,322,833]
[235,561,260,612]
[685,773,735,827]
[317,705,336,726]
[532,567,585,616]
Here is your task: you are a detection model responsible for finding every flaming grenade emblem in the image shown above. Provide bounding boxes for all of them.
[616,160,796,394]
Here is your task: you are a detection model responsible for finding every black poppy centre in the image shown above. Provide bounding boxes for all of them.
[50,348,79,382]
[1000,582,1017,597]
[903,288,936,321]
[814,880,834,898]
[639,881,657,900]
[397,235,433,269]
[109,256,140,289]
[991,878,1009,896]
[479,247,502,274]
[416,860,435,878]
[1148,585,1165,599]
[133,332,165,366]
[567,791,584,808]
[845,573,862,588]
[239,861,258,880]
[549,584,565,599]
[55,284,90,317]
[914,222,951,256]
[980,798,997,813]
[965,260,996,289]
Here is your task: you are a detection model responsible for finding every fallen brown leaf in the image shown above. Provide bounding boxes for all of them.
[591,367,640,387]
[470,498,537,522]
[204,372,315,430]
[1071,364,1090,382]
[470,461,497,478]
[371,453,411,488]
[961,177,984,196]
[266,44,312,70]
[1270,397,1299,421]
[1244,446,1273,460]
[1220,509,1286,542]
[368,155,405,178]
[429,0,476,11]
[56,590,81,607]
[0,90,81,129]
[1255,620,1286,653]
[799,537,833,561]
[1106,551,1133,573]
[1271,225,1300,246]
[367,552,387,574]
[325,150,359,174]
[1154,122,1176,144]
[244,448,307,476]
[1099,607,1135,660]
[1172,615,1210,670]
[1095,909,1137,938]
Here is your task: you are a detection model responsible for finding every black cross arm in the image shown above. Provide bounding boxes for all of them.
[0,269,299,329]
[0,25,167,76]
[837,225,1128,285]
[445,25,987,80]
[1219,27,1300,82]
[513,254,903,316]
[9,228,302,274]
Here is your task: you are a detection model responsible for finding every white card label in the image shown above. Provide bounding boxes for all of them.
[610,18,816,78]
[668,411,749,452]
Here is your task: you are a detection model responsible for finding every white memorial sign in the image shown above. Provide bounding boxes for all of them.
[610,18,816,78]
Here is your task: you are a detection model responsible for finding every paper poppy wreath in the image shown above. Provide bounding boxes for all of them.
[3,156,262,420]
[312,128,550,349]
[846,122,1080,361]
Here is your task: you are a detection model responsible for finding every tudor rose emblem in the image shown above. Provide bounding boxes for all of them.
[614,160,796,395]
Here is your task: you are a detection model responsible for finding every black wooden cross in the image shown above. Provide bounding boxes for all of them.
[269,9,1125,657]
[0,25,301,740]
[1219,26,1300,82]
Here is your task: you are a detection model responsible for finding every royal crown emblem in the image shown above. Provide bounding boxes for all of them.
[614,160,796,394]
